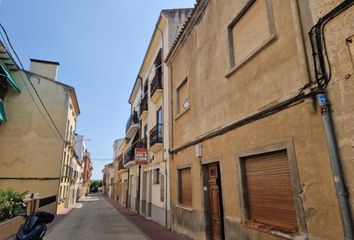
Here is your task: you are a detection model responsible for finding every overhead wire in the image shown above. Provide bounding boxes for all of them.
[0,28,62,140]
[0,23,66,142]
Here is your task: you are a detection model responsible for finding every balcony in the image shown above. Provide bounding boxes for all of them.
[124,140,146,167]
[125,112,139,139]
[140,93,148,120]
[149,124,163,153]
[150,72,163,104]
[118,159,124,171]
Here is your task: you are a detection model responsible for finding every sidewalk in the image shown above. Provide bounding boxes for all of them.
[47,201,82,233]
[46,195,147,240]
[106,198,183,240]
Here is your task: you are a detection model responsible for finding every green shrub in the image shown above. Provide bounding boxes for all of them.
[90,180,102,193]
[0,189,27,221]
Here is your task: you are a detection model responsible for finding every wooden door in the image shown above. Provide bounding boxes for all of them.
[207,164,223,240]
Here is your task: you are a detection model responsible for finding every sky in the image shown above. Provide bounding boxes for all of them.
[0,0,195,180]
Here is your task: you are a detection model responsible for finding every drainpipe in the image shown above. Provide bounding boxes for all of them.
[126,167,130,208]
[156,26,169,229]
[137,164,141,214]
[168,63,174,231]
[309,1,354,239]
[317,92,353,239]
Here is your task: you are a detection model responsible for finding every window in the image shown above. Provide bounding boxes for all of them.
[0,75,8,100]
[157,107,163,125]
[66,120,69,141]
[160,174,165,202]
[144,81,148,95]
[143,124,147,140]
[176,78,189,115]
[153,168,160,184]
[178,167,192,207]
[63,152,67,167]
[154,49,162,75]
[227,0,276,74]
[241,150,298,232]
[59,186,62,199]
[69,126,73,142]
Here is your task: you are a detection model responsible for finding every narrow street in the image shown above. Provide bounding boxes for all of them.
[45,195,148,240]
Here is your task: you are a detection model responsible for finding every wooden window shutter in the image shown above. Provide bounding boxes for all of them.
[244,150,298,232]
[179,168,192,206]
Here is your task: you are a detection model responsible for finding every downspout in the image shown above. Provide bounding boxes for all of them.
[137,164,141,214]
[168,63,174,231]
[309,1,354,239]
[137,76,143,214]
[316,92,353,240]
[126,167,130,208]
[156,26,168,228]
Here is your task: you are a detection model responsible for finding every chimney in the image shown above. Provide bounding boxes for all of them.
[29,59,60,81]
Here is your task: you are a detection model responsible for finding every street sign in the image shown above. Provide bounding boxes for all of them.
[135,148,148,165]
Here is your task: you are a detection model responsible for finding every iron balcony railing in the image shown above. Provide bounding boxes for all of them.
[150,71,163,98]
[118,159,124,170]
[125,112,139,133]
[150,124,163,146]
[140,93,148,116]
[140,138,147,148]
[124,140,146,165]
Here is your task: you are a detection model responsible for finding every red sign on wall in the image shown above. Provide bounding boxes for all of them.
[135,148,148,165]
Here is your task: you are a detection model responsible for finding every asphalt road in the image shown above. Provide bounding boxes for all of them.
[45,195,148,240]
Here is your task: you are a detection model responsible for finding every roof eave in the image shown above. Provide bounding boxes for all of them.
[165,0,209,64]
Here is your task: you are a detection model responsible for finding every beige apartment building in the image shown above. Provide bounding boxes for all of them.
[124,79,142,211]
[113,138,124,201]
[166,0,354,240]
[75,134,92,197]
[102,163,114,198]
[133,8,192,227]
[118,8,192,226]
[48,61,81,212]
[0,42,80,214]
[67,153,83,206]
[81,150,92,197]
[118,139,129,206]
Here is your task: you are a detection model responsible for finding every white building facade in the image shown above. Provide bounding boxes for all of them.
[124,9,192,227]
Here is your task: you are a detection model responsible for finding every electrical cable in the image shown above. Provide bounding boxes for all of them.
[19,68,63,140]
[0,30,62,140]
[170,89,315,154]
[309,0,354,89]
[0,31,10,52]
[0,23,66,142]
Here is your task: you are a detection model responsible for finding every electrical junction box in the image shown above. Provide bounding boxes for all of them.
[195,144,202,158]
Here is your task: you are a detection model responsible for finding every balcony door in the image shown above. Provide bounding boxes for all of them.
[157,108,163,141]
[157,107,163,125]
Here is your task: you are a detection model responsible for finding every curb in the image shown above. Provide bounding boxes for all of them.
[105,197,182,240]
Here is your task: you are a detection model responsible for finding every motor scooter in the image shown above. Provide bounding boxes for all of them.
[15,202,55,240]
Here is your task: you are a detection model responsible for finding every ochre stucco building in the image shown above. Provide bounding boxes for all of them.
[166,0,354,239]
[0,53,80,214]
